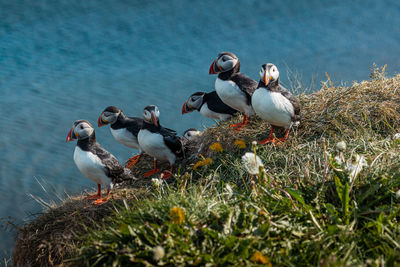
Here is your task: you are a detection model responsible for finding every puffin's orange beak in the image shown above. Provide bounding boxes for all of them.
[182,101,188,114]
[66,127,74,142]
[151,111,158,127]
[97,115,105,127]
[264,72,269,86]
[209,59,217,74]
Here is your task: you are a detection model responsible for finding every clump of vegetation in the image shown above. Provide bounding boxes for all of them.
[13,68,400,266]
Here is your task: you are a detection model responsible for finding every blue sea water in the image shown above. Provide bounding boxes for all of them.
[0,0,399,260]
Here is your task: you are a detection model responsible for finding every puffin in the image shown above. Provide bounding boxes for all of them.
[66,120,134,205]
[182,128,203,142]
[98,106,144,168]
[209,52,258,130]
[181,91,238,121]
[251,63,301,145]
[137,105,184,179]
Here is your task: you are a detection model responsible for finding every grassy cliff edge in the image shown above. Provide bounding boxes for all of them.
[13,68,400,266]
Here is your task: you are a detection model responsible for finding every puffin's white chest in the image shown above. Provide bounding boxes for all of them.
[138,129,176,164]
[73,146,110,186]
[200,102,232,121]
[215,78,254,116]
[110,128,140,150]
[252,89,294,128]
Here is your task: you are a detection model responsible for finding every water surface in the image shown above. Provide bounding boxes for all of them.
[0,0,399,260]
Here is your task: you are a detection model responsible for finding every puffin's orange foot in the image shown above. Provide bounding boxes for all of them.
[143,168,160,178]
[86,194,102,200]
[258,138,274,145]
[93,198,108,205]
[230,122,243,128]
[160,171,172,179]
[233,125,245,131]
[125,154,141,168]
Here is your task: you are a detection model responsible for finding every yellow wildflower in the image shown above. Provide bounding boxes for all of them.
[193,158,213,171]
[235,139,246,149]
[209,142,223,152]
[250,251,271,266]
[170,206,184,224]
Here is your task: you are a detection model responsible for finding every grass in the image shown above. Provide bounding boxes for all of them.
[13,67,400,266]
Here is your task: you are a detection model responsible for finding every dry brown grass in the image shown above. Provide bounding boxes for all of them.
[12,70,400,266]
[196,72,400,157]
[13,187,150,267]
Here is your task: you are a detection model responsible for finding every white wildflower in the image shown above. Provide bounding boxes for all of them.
[393,133,400,140]
[152,178,163,189]
[152,246,165,261]
[224,183,233,197]
[242,152,264,175]
[395,190,400,201]
[334,156,343,165]
[252,141,258,146]
[346,154,368,182]
[336,141,347,151]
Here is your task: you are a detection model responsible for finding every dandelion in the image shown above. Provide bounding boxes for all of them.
[336,141,347,151]
[193,158,213,171]
[234,139,246,149]
[346,154,368,182]
[152,246,165,261]
[250,251,271,265]
[209,142,223,152]
[170,206,185,224]
[242,152,264,175]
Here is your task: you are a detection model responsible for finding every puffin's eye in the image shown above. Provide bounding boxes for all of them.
[80,125,83,129]
[191,97,195,101]
[187,133,191,137]
[221,57,226,62]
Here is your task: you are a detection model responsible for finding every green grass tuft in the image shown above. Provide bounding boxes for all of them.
[13,67,400,266]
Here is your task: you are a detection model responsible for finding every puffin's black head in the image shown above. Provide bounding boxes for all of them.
[181,128,202,141]
[209,52,240,74]
[66,120,95,142]
[181,92,206,114]
[259,63,279,86]
[98,106,122,127]
[143,105,160,127]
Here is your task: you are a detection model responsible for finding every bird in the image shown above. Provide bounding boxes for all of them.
[137,105,184,179]
[181,128,203,143]
[98,106,143,168]
[66,120,134,205]
[181,91,238,121]
[209,52,258,130]
[251,63,301,145]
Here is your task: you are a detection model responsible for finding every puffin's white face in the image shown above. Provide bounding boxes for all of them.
[98,106,122,127]
[143,105,160,126]
[74,121,94,140]
[100,110,120,125]
[216,54,238,72]
[187,94,204,110]
[182,129,202,142]
[260,63,279,86]
[209,52,239,74]
[67,120,94,142]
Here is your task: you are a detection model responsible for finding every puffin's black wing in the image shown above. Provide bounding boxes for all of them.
[93,143,126,183]
[204,91,238,115]
[163,127,177,135]
[277,85,301,122]
[160,128,184,158]
[125,117,143,136]
[231,73,258,104]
